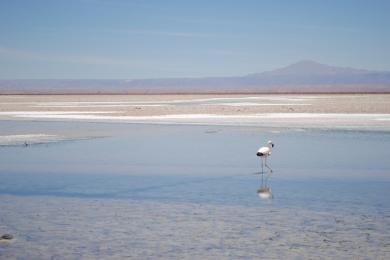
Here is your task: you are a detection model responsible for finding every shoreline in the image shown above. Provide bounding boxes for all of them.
[1,93,390,131]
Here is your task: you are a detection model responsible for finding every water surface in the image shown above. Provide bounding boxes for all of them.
[0,121,389,258]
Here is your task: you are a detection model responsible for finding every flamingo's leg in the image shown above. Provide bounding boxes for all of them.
[260,158,265,187]
[260,157,264,174]
[265,156,273,173]
[260,157,264,187]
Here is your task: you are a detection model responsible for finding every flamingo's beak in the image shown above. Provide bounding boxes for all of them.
[272,144,274,148]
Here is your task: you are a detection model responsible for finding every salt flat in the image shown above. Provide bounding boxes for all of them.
[1,94,389,115]
[1,94,390,131]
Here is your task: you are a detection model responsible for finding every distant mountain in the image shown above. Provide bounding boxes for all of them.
[245,60,390,85]
[1,60,390,93]
[251,60,369,76]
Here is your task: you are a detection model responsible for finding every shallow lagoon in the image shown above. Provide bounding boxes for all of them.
[1,121,390,258]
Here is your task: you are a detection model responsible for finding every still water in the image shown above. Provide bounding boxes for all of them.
[1,121,390,258]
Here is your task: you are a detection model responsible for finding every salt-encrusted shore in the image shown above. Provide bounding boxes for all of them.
[1,94,390,114]
[1,94,390,130]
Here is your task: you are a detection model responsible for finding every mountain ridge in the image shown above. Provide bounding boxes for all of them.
[1,61,390,94]
[248,60,371,77]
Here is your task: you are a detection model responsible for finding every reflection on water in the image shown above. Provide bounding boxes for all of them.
[256,169,274,200]
[257,186,273,200]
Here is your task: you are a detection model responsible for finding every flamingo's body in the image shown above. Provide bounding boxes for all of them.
[256,146,271,157]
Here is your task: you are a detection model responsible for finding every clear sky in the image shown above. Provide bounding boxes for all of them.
[0,0,389,79]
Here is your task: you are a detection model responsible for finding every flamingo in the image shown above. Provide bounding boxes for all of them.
[255,140,275,200]
[256,140,274,173]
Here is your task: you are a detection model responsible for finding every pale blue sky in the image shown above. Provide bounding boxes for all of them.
[0,0,389,79]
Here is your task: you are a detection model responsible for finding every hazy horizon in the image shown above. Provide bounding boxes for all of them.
[0,59,389,81]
